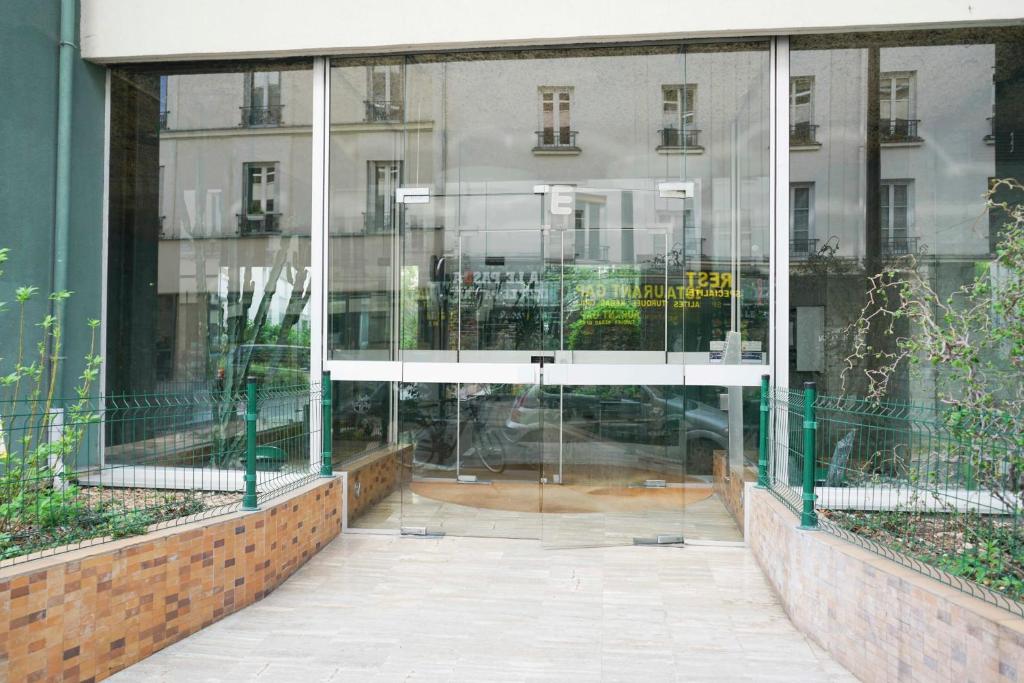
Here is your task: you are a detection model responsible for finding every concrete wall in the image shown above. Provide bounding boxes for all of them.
[745,485,1024,682]
[0,478,341,682]
[0,0,107,399]
[80,0,1024,62]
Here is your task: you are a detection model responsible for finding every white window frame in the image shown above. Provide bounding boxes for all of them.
[879,71,916,122]
[243,162,279,217]
[538,86,574,145]
[789,76,813,125]
[246,71,281,109]
[789,183,814,244]
[880,180,914,241]
[366,63,404,120]
[662,83,697,129]
[366,160,401,233]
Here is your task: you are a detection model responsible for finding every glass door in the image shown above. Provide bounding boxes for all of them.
[398,224,550,538]
[538,192,687,548]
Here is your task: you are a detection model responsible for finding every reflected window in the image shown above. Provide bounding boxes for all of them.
[366,64,403,121]
[243,71,282,126]
[158,76,169,130]
[574,200,605,261]
[241,162,280,234]
[790,183,815,258]
[789,76,818,146]
[537,87,575,148]
[880,71,920,141]
[366,161,400,233]
[661,84,698,147]
[880,181,913,253]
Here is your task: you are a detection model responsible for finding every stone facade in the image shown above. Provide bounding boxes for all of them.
[745,484,1024,683]
[340,444,408,526]
[0,478,341,682]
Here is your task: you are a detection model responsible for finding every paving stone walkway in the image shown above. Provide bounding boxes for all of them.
[109,534,855,682]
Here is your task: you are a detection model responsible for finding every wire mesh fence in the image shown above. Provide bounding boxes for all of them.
[762,382,1024,616]
[0,379,326,566]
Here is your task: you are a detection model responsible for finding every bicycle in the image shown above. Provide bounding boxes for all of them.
[401,390,507,474]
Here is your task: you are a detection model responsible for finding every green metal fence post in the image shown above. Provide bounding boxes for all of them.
[320,371,333,477]
[799,381,818,529]
[242,377,259,511]
[756,374,770,489]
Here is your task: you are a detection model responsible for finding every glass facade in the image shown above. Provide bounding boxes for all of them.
[105,26,1024,543]
[107,62,313,398]
[786,28,1024,403]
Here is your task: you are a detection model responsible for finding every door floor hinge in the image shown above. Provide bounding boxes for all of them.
[633,534,685,546]
[401,526,446,538]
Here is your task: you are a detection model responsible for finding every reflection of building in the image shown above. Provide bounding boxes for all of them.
[785,43,1009,400]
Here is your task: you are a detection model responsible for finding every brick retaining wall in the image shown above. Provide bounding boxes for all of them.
[745,484,1024,682]
[0,478,341,682]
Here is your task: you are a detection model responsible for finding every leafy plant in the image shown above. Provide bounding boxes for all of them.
[836,180,1024,603]
[841,180,1024,504]
[0,247,101,540]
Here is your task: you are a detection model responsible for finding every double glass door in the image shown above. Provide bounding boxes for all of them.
[388,186,704,547]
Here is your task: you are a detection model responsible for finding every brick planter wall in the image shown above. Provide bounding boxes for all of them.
[0,478,341,682]
[745,484,1024,682]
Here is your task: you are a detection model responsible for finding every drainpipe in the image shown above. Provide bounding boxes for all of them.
[54,0,77,392]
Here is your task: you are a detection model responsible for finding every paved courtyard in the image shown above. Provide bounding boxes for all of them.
[110,534,853,682]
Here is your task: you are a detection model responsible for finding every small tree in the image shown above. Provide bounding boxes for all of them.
[841,179,1024,508]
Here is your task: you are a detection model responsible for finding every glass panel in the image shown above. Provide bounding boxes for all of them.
[540,383,685,548]
[328,60,401,361]
[106,63,313,397]
[105,62,313,471]
[331,379,398,531]
[681,385,752,542]
[789,27,1024,404]
[399,382,542,539]
[457,229,553,357]
[563,226,668,355]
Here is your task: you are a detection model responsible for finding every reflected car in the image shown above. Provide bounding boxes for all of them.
[504,384,729,473]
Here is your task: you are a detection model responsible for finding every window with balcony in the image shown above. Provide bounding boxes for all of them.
[658,84,701,150]
[242,71,282,127]
[789,76,819,147]
[534,87,578,152]
[366,161,401,233]
[879,72,921,143]
[158,76,169,130]
[240,162,280,234]
[365,64,403,122]
[880,181,916,254]
[790,183,816,258]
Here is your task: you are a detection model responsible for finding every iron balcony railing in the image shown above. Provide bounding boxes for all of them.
[657,127,701,149]
[879,118,921,143]
[790,122,819,146]
[883,236,919,256]
[240,104,284,127]
[534,129,578,150]
[364,99,403,122]
[790,238,819,258]
[159,110,169,130]
[237,212,282,235]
